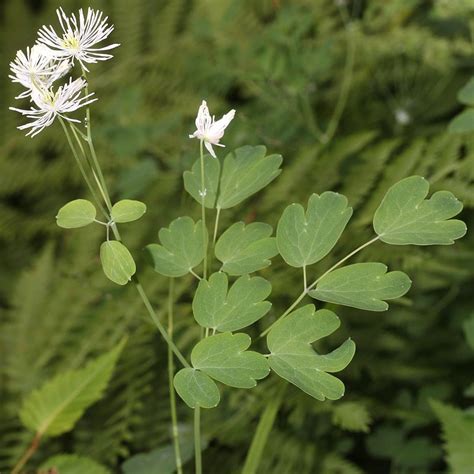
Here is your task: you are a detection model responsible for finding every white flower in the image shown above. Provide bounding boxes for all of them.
[9,45,71,99]
[189,100,236,158]
[9,77,96,137]
[37,7,119,71]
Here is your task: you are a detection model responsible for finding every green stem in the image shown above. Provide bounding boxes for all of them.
[168,278,183,474]
[259,235,379,338]
[212,207,221,247]
[199,140,207,279]
[194,406,202,474]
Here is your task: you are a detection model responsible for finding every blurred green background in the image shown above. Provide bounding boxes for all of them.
[1,0,473,473]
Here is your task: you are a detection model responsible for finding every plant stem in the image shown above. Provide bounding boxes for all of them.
[212,207,221,247]
[194,406,202,474]
[168,278,183,474]
[303,265,307,291]
[11,433,41,474]
[259,235,380,338]
[199,140,208,279]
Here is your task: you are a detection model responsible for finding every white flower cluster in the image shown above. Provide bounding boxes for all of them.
[9,7,119,137]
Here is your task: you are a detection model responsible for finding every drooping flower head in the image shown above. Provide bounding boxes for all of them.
[189,100,236,158]
[9,77,96,137]
[9,45,71,99]
[37,7,120,71]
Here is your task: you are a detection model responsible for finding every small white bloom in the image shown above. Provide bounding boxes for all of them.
[9,45,71,98]
[37,7,119,71]
[9,77,96,137]
[394,108,411,125]
[189,100,236,158]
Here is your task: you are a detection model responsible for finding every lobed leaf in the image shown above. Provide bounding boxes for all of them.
[183,155,221,208]
[215,222,278,275]
[373,176,466,245]
[146,217,208,277]
[267,305,355,401]
[19,340,125,437]
[56,199,96,229]
[111,199,146,223]
[192,332,270,388]
[277,192,352,268]
[217,145,282,209]
[173,368,220,409]
[193,272,272,332]
[309,262,411,311]
[100,241,136,285]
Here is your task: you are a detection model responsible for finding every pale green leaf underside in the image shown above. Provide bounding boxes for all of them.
[310,262,411,311]
[191,332,270,388]
[40,455,111,474]
[146,217,208,277]
[277,192,352,268]
[111,199,146,223]
[449,109,474,133]
[267,305,355,401]
[430,399,474,474]
[373,176,466,245]
[193,272,272,332]
[100,241,136,285]
[20,340,125,437]
[183,155,220,208]
[56,199,96,229]
[173,368,220,409]
[458,77,474,106]
[217,145,282,209]
[215,221,278,275]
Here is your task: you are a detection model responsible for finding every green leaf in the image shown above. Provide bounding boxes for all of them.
[173,368,220,409]
[458,77,474,105]
[183,155,220,208]
[373,176,466,245]
[215,222,278,275]
[100,241,136,285]
[267,305,355,401]
[217,145,282,209]
[146,217,208,277]
[193,272,272,332]
[332,401,372,433]
[40,455,110,474]
[276,192,352,268]
[19,340,125,437]
[56,199,96,229]
[431,399,474,474]
[449,108,474,133]
[309,263,411,311]
[462,314,474,350]
[111,199,146,223]
[191,332,270,388]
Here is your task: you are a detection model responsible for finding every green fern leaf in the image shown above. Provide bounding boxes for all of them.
[332,401,372,433]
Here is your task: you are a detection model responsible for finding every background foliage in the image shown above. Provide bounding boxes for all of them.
[1,0,473,472]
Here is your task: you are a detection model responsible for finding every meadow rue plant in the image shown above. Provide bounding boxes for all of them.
[8,7,468,474]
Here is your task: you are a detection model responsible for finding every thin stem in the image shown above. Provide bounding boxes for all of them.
[199,140,207,279]
[59,118,108,218]
[168,279,183,474]
[303,265,307,291]
[259,235,380,338]
[212,207,222,247]
[11,433,41,474]
[190,269,202,281]
[134,278,190,368]
[194,406,202,474]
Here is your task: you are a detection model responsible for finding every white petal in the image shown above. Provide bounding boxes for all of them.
[204,140,217,158]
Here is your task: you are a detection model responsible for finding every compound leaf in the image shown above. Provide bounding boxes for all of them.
[309,262,411,311]
[183,155,220,208]
[191,332,270,388]
[56,199,96,229]
[19,340,125,437]
[146,217,208,277]
[173,368,220,409]
[373,176,466,245]
[193,272,272,332]
[217,146,282,209]
[100,241,136,285]
[111,199,146,223]
[215,222,278,275]
[267,305,355,401]
[277,192,352,268]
